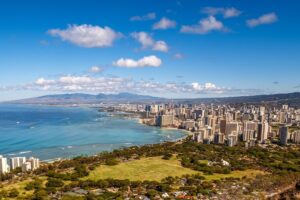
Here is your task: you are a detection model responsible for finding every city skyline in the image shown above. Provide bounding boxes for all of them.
[1,0,300,101]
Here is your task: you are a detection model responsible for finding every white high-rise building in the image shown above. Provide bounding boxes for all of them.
[28,157,40,170]
[0,155,9,174]
[22,162,32,172]
[10,157,26,170]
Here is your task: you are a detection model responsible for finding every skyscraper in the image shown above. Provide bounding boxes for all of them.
[279,126,289,145]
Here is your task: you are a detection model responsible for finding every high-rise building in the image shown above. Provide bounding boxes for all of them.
[214,132,225,144]
[227,134,238,147]
[257,122,269,143]
[22,162,31,172]
[0,155,9,174]
[225,122,239,136]
[28,157,40,170]
[10,157,26,170]
[279,126,289,145]
[155,114,174,127]
[292,131,300,144]
[220,119,226,134]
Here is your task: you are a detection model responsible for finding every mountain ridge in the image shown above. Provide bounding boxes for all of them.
[6,92,300,106]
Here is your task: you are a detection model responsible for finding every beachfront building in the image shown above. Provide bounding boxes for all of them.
[156,114,174,127]
[28,157,40,170]
[10,157,26,170]
[22,162,32,172]
[0,155,9,174]
[21,157,40,172]
[0,155,40,173]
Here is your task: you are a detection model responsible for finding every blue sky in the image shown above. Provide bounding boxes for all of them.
[0,0,300,101]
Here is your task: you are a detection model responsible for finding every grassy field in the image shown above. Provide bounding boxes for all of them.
[85,156,198,181]
[84,156,264,182]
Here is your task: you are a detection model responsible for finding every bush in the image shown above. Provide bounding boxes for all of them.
[25,179,43,190]
[46,178,64,188]
[162,153,172,160]
[105,158,119,166]
[8,188,19,198]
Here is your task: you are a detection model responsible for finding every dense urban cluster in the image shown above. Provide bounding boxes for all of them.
[115,103,300,147]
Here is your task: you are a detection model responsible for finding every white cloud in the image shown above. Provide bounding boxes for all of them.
[35,78,55,85]
[174,53,184,59]
[113,55,162,68]
[130,13,156,21]
[2,75,265,97]
[48,24,121,48]
[181,16,225,34]
[153,17,176,30]
[59,76,92,84]
[131,32,169,52]
[202,7,241,18]
[246,12,278,27]
[152,41,168,52]
[90,66,103,73]
[131,32,154,49]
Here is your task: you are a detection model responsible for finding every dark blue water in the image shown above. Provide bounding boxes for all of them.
[0,104,185,161]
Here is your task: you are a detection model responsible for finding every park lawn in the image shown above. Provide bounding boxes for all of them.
[84,156,265,182]
[84,156,199,182]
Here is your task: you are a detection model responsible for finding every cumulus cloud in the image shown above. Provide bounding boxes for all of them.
[1,75,266,97]
[130,12,156,21]
[113,55,162,68]
[48,24,121,48]
[153,17,176,30]
[89,66,103,73]
[246,12,278,27]
[202,7,241,18]
[181,16,225,34]
[131,32,168,52]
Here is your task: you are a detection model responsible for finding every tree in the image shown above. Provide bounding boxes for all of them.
[46,178,64,188]
[8,188,19,198]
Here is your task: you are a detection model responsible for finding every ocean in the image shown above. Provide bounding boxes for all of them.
[0,104,185,161]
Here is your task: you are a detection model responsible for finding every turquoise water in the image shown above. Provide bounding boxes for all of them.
[0,104,185,161]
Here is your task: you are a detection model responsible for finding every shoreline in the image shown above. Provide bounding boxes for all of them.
[0,107,190,164]
[137,117,193,136]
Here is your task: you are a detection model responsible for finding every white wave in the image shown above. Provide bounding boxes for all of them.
[19,151,32,155]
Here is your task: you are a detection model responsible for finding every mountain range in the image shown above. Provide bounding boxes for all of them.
[7,92,300,106]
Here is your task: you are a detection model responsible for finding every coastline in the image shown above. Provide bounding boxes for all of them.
[137,117,193,137]
[0,106,190,163]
